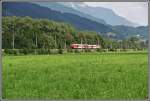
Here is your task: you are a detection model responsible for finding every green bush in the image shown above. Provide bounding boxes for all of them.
[4,49,19,55]
[50,49,59,54]
[18,49,24,54]
[15,50,20,55]
[58,49,63,54]
[75,49,80,53]
[37,49,49,55]
[67,49,73,53]
[4,49,57,55]
[109,48,116,52]
[122,49,127,52]
[96,48,103,52]
[85,49,91,53]
[23,48,29,55]
[21,49,37,55]
[63,49,67,54]
[4,49,12,54]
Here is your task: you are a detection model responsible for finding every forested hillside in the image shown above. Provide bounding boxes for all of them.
[2,17,148,51]
[2,16,104,49]
[2,2,113,33]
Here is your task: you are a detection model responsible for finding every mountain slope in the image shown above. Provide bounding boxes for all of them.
[2,2,113,33]
[61,2,138,27]
[34,2,106,25]
[2,2,148,40]
[111,25,148,39]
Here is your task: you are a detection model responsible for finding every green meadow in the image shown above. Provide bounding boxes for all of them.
[2,52,148,99]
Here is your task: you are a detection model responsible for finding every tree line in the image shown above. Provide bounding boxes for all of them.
[2,16,105,49]
[2,16,148,51]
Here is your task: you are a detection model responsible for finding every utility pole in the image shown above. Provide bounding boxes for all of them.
[12,30,14,49]
[120,40,123,52]
[34,33,38,55]
[36,33,37,48]
[85,37,88,49]
[55,34,57,49]
[98,39,100,49]
[65,39,66,49]
[97,33,99,45]
[97,39,99,45]
[81,37,83,52]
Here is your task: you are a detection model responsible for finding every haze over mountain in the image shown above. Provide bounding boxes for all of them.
[111,25,148,39]
[2,2,113,33]
[34,2,106,25]
[59,2,138,27]
[2,2,148,40]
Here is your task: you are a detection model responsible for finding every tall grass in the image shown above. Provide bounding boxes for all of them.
[2,52,148,99]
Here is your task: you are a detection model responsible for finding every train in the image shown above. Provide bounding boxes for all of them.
[71,44,100,49]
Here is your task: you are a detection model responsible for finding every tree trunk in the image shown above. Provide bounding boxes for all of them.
[64,39,66,49]
[55,35,57,49]
[35,33,38,48]
[12,31,14,49]
[81,38,83,52]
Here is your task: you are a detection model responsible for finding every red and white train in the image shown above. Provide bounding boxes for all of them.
[71,44,100,49]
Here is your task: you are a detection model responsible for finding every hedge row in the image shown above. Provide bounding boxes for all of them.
[4,49,62,55]
[3,48,141,55]
[4,49,95,55]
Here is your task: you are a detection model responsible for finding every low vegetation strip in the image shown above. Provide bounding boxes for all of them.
[2,52,148,99]
[3,48,148,55]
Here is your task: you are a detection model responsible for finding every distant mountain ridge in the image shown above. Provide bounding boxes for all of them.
[2,2,113,33]
[111,25,148,39]
[34,2,106,25]
[2,2,148,40]
[59,2,138,27]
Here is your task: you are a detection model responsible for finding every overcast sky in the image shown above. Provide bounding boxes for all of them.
[84,2,148,26]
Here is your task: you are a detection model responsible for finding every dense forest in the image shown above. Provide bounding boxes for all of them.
[2,16,148,54]
[2,16,104,49]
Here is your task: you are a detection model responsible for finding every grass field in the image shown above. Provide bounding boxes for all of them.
[2,52,148,99]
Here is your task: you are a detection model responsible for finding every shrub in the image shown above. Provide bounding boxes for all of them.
[28,49,35,54]
[67,48,73,53]
[75,49,80,53]
[85,49,91,53]
[4,49,19,55]
[96,48,103,52]
[122,49,127,52]
[63,49,67,54]
[109,48,116,52]
[58,49,63,54]
[15,50,20,55]
[102,49,108,52]
[18,49,24,54]
[23,48,29,55]
[37,49,49,55]
[4,49,12,54]
[49,49,58,54]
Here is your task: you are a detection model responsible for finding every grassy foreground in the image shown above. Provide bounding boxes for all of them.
[2,52,148,99]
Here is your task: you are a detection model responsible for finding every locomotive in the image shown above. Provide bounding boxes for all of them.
[70,44,100,49]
